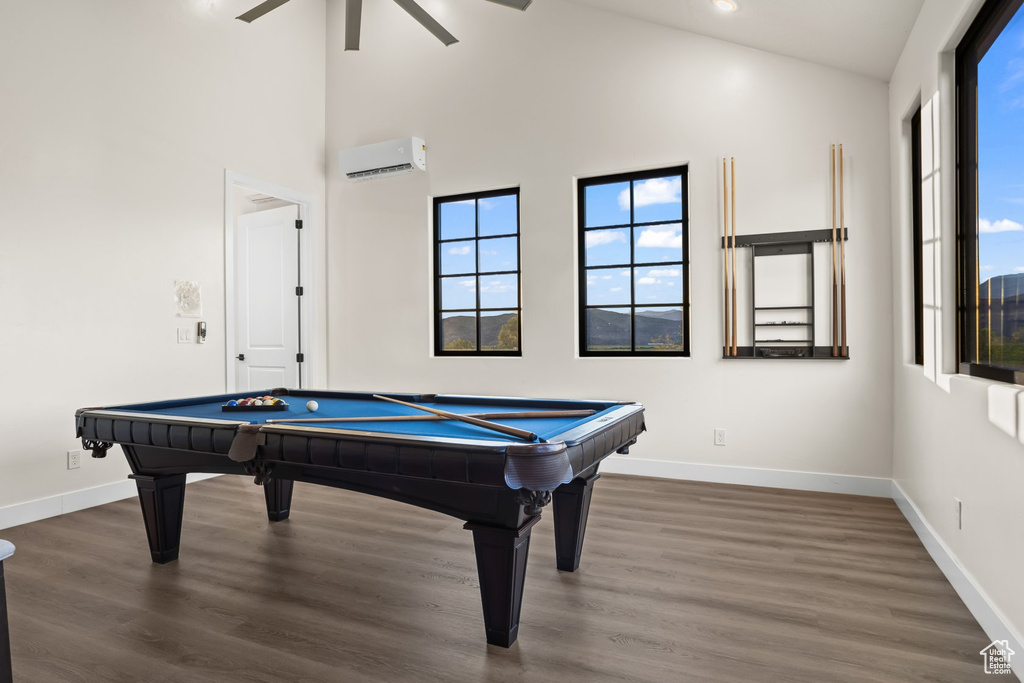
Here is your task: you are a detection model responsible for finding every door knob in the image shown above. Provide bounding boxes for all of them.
[236,354,245,361]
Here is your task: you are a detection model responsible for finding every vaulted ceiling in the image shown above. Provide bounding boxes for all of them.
[562,0,925,81]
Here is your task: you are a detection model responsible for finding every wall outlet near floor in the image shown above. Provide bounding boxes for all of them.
[67,449,81,470]
[954,497,962,530]
[714,428,727,446]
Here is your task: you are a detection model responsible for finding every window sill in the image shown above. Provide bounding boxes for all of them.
[960,362,1024,387]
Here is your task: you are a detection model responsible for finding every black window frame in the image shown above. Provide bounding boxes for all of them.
[577,165,690,357]
[912,105,924,366]
[956,0,1024,383]
[433,187,522,357]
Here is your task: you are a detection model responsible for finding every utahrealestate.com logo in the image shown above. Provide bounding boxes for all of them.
[981,640,1015,675]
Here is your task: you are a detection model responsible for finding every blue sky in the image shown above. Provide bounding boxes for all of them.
[439,194,518,311]
[584,175,684,307]
[437,176,685,313]
[978,5,1024,282]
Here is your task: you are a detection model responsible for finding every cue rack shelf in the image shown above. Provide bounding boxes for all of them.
[721,228,850,360]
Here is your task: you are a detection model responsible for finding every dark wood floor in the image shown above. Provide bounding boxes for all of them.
[1,474,992,682]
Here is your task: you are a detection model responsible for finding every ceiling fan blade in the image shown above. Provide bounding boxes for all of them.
[345,0,363,51]
[483,0,532,9]
[236,0,292,23]
[392,0,458,46]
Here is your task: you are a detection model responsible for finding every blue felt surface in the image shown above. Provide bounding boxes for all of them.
[111,392,621,443]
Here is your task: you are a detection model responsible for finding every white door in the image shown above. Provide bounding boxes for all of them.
[234,204,301,391]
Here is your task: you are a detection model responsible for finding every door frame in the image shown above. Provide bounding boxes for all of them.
[224,170,322,393]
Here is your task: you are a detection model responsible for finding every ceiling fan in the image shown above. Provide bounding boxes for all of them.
[236,0,532,50]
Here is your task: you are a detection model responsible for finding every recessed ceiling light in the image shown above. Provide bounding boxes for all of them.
[713,0,738,11]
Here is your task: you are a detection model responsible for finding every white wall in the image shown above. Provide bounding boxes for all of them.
[0,0,326,509]
[889,0,1024,646]
[325,0,894,480]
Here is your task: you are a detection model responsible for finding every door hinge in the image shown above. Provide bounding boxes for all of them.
[296,353,304,363]
[295,219,303,230]
[295,286,304,296]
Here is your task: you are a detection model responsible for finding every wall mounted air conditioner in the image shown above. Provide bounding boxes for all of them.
[338,137,427,182]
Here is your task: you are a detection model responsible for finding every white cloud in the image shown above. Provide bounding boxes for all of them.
[646,268,680,278]
[585,231,627,248]
[982,265,995,272]
[638,277,659,286]
[1015,266,1024,273]
[481,282,514,293]
[979,218,1024,233]
[617,177,682,211]
[448,245,472,255]
[610,287,624,292]
[1002,58,1024,93]
[459,280,476,289]
[637,226,682,249]
[587,275,596,285]
[602,275,613,280]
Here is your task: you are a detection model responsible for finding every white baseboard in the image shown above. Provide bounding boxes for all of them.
[600,455,893,497]
[0,473,220,532]
[892,481,1024,682]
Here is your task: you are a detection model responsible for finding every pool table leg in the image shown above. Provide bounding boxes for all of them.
[263,477,294,522]
[552,472,600,572]
[129,474,186,564]
[0,562,11,683]
[464,516,541,648]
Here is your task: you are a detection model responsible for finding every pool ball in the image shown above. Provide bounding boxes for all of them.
[306,400,319,412]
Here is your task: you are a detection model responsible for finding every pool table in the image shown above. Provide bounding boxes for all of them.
[76,388,645,647]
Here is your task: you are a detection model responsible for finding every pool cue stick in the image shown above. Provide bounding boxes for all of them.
[831,144,838,357]
[266,410,596,425]
[839,143,847,357]
[723,158,730,357]
[731,157,738,356]
[372,394,538,441]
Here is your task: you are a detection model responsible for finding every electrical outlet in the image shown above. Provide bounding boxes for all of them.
[714,428,727,446]
[67,449,81,470]
[954,497,962,530]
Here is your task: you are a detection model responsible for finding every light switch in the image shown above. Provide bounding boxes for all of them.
[177,327,192,344]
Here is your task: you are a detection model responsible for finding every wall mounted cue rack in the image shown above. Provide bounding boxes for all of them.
[720,228,850,360]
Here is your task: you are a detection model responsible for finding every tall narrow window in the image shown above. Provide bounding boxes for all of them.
[912,106,924,366]
[434,189,521,355]
[957,0,1024,382]
[577,167,689,356]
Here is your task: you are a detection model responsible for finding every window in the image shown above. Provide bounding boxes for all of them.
[577,167,689,356]
[957,0,1024,382]
[912,105,924,366]
[434,189,521,355]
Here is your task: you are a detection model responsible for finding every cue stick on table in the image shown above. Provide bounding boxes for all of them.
[372,395,539,442]
[839,143,848,357]
[266,409,596,424]
[731,157,738,357]
[723,157,730,357]
[831,144,838,357]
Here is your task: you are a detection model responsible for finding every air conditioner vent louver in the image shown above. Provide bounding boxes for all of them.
[346,163,415,180]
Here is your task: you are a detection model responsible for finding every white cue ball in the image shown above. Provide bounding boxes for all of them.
[306,400,319,412]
